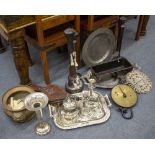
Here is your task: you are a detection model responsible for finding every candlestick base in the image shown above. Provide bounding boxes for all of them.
[35,121,51,136]
[65,77,84,94]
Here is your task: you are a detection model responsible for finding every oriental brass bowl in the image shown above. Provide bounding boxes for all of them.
[2,85,35,123]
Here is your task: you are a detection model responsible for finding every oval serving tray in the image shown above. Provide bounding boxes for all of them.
[50,92,111,130]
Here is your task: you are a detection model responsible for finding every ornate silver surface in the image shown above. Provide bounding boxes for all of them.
[24,92,48,111]
[82,69,119,88]
[49,80,111,130]
[35,121,51,136]
[125,69,152,94]
[24,92,51,136]
[82,28,115,67]
[65,75,83,93]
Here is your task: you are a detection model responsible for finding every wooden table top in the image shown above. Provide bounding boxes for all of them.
[0,15,55,33]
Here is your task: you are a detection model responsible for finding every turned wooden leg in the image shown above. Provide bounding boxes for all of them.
[40,51,50,84]
[135,15,145,41]
[24,40,33,66]
[140,15,150,36]
[9,29,31,85]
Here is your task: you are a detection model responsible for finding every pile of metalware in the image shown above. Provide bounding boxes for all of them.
[1,28,152,136]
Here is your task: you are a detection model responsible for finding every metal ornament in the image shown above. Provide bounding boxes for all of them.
[64,28,83,93]
[24,92,51,136]
[125,69,152,94]
[82,56,133,89]
[49,79,111,130]
[111,84,138,119]
[82,69,119,89]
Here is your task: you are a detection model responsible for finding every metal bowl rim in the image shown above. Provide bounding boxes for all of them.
[2,85,34,112]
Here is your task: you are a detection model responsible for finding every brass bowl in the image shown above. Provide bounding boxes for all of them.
[2,85,35,123]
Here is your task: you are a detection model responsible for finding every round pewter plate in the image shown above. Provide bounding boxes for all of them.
[82,28,116,67]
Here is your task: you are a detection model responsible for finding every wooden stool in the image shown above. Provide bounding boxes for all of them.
[25,15,80,84]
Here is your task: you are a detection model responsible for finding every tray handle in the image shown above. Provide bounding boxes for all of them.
[48,104,57,118]
[104,94,112,107]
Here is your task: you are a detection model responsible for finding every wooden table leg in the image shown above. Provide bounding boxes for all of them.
[9,29,31,85]
[24,40,33,66]
[140,15,150,36]
[0,35,6,53]
[87,15,94,31]
[40,50,50,84]
[116,17,126,53]
[135,15,145,41]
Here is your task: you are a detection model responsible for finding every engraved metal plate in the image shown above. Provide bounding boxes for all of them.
[82,28,115,67]
[50,91,111,130]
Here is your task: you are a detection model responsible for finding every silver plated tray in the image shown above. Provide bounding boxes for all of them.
[50,91,111,130]
[82,28,116,67]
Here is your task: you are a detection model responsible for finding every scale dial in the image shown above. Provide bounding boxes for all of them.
[111,84,137,108]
